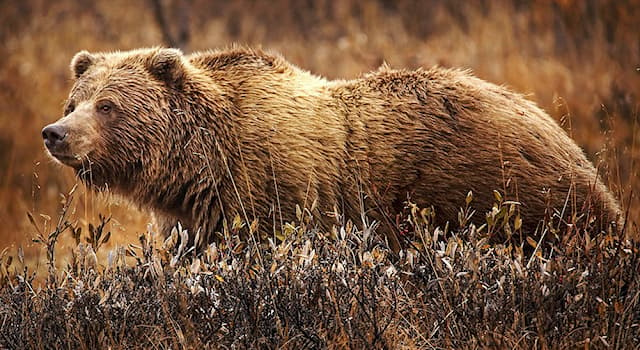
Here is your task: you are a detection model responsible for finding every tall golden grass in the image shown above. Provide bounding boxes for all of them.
[0,0,638,267]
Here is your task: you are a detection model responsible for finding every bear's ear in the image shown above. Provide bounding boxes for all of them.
[147,48,186,88]
[70,51,96,79]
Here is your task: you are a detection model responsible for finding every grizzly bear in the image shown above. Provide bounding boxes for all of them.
[42,47,620,249]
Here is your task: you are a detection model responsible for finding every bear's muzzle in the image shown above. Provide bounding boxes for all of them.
[42,123,74,162]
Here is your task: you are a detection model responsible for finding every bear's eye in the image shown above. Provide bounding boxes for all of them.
[98,103,112,114]
[64,104,75,115]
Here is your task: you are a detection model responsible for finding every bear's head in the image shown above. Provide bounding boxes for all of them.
[42,48,190,191]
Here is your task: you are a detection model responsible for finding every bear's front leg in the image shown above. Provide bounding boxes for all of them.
[152,213,183,238]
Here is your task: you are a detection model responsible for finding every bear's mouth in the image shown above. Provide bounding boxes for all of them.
[48,152,84,167]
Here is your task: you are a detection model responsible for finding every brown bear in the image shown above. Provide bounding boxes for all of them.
[42,47,620,249]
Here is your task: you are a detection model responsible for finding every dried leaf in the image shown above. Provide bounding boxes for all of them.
[232,215,242,230]
[249,219,259,234]
[26,212,43,235]
[466,190,473,205]
[526,236,538,249]
[101,231,111,246]
[295,204,302,221]
[514,215,522,230]
[190,258,201,274]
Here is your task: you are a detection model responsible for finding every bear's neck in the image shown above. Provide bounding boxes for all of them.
[136,87,239,235]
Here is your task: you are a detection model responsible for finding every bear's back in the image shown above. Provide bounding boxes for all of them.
[188,47,295,77]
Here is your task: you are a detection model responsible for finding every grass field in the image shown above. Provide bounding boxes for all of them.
[0,0,639,348]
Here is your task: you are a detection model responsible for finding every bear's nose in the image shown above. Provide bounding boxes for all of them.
[42,124,68,149]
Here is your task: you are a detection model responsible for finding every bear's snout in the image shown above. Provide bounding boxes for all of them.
[42,124,68,151]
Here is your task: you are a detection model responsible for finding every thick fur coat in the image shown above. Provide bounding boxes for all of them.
[43,47,620,248]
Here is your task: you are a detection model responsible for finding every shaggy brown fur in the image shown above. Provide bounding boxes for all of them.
[43,47,620,248]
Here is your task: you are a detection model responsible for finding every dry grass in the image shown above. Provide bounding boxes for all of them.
[1,195,638,348]
[0,0,639,348]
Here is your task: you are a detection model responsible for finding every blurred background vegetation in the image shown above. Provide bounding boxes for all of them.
[0,0,638,268]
